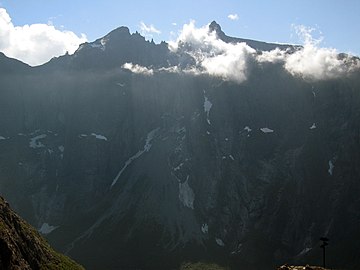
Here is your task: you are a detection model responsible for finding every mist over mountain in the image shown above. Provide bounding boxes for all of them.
[0,21,360,270]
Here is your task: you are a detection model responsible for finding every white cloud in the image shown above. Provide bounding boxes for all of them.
[257,25,360,80]
[122,62,154,75]
[169,20,256,83]
[228,14,239,21]
[256,48,288,63]
[284,43,358,80]
[158,66,180,73]
[283,25,360,79]
[0,8,87,66]
[139,21,161,35]
[168,22,359,82]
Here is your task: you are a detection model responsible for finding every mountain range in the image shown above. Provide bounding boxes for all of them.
[0,21,360,270]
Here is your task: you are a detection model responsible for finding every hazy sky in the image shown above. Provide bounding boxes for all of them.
[0,0,359,65]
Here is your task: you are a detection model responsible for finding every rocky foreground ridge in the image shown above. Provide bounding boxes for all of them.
[0,196,83,270]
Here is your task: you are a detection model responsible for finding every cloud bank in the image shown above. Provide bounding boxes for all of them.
[169,21,256,83]
[283,25,360,80]
[0,8,87,66]
[167,21,359,82]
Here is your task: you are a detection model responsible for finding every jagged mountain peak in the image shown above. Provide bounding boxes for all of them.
[45,23,174,70]
[208,20,223,34]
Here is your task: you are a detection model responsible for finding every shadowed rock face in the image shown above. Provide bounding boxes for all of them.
[0,22,359,270]
[0,196,84,270]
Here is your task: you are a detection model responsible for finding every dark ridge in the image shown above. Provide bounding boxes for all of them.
[209,20,300,51]
[0,52,31,73]
[105,26,131,38]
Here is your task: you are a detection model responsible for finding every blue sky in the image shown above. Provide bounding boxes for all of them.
[0,0,359,65]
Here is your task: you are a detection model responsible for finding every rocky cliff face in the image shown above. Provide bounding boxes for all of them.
[0,196,84,270]
[0,22,359,270]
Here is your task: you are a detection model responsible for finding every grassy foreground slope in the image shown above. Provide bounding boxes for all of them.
[0,196,84,270]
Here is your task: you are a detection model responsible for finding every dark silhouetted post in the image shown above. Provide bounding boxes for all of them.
[320,237,329,268]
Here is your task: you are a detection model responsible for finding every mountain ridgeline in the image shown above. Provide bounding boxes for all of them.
[0,22,360,270]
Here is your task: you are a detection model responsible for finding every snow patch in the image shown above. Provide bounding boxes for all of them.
[174,163,184,171]
[100,38,107,48]
[29,134,47,148]
[91,133,108,141]
[260,127,274,133]
[312,91,316,98]
[310,123,316,130]
[39,223,58,235]
[0,136,6,140]
[231,243,243,254]
[59,145,64,159]
[111,128,159,188]
[244,126,252,132]
[203,93,212,125]
[298,247,312,256]
[201,223,208,234]
[179,176,195,209]
[116,82,125,87]
[215,238,225,246]
[90,38,107,51]
[90,43,102,49]
[229,155,235,161]
[328,160,335,176]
